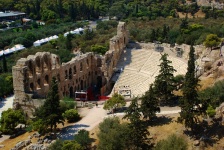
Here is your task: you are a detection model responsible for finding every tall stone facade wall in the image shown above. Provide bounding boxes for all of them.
[12,22,128,107]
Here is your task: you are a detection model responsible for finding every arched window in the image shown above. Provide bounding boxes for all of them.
[28,61,34,77]
[44,75,49,85]
[80,63,83,71]
[86,59,89,67]
[69,68,72,79]
[37,79,41,89]
[30,83,34,91]
[73,66,76,74]
[35,57,41,73]
[65,70,68,79]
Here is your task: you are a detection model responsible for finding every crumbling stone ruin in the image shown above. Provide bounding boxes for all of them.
[216,102,224,123]
[12,22,128,113]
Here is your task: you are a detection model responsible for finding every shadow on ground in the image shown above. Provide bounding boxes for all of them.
[58,124,89,140]
[147,116,173,127]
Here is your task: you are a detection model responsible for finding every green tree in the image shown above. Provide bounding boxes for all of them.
[2,54,7,73]
[63,109,80,123]
[66,33,73,50]
[123,97,151,149]
[204,34,221,51]
[48,139,63,150]
[32,119,48,134]
[154,53,176,105]
[97,117,131,150]
[103,93,126,113]
[178,44,200,133]
[83,28,94,40]
[91,44,107,55]
[154,134,188,150]
[74,129,92,149]
[141,84,160,121]
[62,141,83,150]
[0,74,13,97]
[35,77,64,134]
[0,108,25,134]
[206,105,216,118]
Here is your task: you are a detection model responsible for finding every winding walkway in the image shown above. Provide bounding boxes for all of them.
[58,102,181,140]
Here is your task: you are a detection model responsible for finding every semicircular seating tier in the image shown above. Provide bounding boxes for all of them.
[111,48,187,98]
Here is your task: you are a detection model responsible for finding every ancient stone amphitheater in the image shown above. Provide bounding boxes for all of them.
[12,21,196,114]
[111,43,188,98]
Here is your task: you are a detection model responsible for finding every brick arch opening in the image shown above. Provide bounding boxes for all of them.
[37,79,41,89]
[69,86,74,98]
[69,68,72,79]
[30,83,34,91]
[43,54,51,71]
[65,70,68,79]
[27,60,35,77]
[73,65,76,75]
[80,62,83,71]
[35,57,41,73]
[44,75,49,85]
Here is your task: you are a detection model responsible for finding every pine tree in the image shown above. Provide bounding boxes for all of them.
[123,98,151,149]
[2,54,8,73]
[141,84,160,121]
[154,53,176,105]
[178,44,200,133]
[35,77,64,134]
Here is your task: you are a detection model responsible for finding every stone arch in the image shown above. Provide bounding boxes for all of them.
[57,74,60,82]
[37,78,41,89]
[81,80,83,90]
[73,65,77,75]
[69,86,74,98]
[84,80,87,89]
[30,83,34,91]
[35,56,41,73]
[65,70,68,79]
[80,62,83,71]
[86,59,89,67]
[27,60,35,77]
[97,58,102,67]
[42,53,51,71]
[97,76,102,94]
[55,57,60,68]
[44,75,49,85]
[69,68,72,79]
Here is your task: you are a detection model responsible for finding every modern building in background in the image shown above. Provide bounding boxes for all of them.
[0,11,26,22]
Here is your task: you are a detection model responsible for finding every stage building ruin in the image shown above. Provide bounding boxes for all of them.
[12,22,128,108]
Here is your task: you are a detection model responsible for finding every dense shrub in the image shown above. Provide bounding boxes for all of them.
[63,109,80,123]
[0,73,13,98]
[74,129,92,149]
[154,134,188,150]
[206,105,216,118]
[0,109,26,134]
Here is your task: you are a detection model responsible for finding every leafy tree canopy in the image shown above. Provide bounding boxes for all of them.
[204,34,221,50]
[103,93,126,112]
[0,108,25,134]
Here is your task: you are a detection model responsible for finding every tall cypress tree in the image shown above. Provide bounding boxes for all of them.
[2,54,8,73]
[35,77,64,134]
[154,53,176,105]
[141,84,160,121]
[178,44,200,133]
[123,98,151,149]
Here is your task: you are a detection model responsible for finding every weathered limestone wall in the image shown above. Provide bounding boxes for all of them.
[12,22,128,108]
